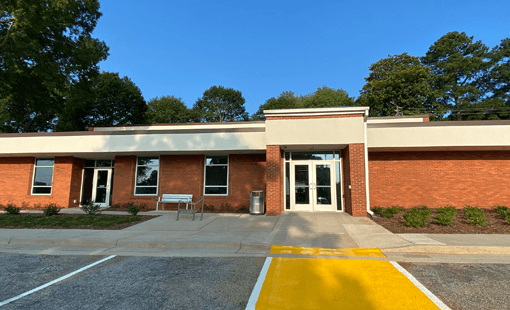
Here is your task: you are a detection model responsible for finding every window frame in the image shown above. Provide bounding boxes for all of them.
[31,158,55,195]
[203,155,229,196]
[134,156,160,196]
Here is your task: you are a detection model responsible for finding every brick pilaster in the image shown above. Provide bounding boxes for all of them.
[343,143,367,217]
[266,145,283,215]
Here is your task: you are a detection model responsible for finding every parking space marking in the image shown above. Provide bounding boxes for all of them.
[270,245,386,257]
[391,261,451,310]
[254,257,443,310]
[245,257,272,310]
[0,255,116,307]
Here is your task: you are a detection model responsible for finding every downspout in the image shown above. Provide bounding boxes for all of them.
[364,109,373,216]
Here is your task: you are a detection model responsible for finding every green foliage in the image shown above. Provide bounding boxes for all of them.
[127,205,140,216]
[372,206,384,213]
[0,0,109,132]
[379,206,405,218]
[42,203,61,217]
[403,206,433,227]
[360,53,434,117]
[0,215,139,228]
[203,204,216,212]
[4,204,20,215]
[146,96,196,124]
[432,206,458,226]
[80,201,102,215]
[495,205,509,216]
[193,86,248,122]
[301,86,355,108]
[463,206,489,226]
[252,91,302,120]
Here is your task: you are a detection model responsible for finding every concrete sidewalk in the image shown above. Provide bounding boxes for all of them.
[2,210,510,260]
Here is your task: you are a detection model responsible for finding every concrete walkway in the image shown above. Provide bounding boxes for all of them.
[2,210,510,261]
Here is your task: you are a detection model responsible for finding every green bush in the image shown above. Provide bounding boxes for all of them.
[42,203,61,216]
[372,206,383,213]
[4,204,20,215]
[379,206,405,218]
[495,205,509,216]
[127,205,140,216]
[403,206,432,227]
[432,206,458,226]
[463,206,488,226]
[80,201,102,215]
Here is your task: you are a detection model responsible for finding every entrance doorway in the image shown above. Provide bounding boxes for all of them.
[80,160,114,207]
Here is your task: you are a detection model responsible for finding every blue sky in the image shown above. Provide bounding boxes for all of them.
[93,0,510,116]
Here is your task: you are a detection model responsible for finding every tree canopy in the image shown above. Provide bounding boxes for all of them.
[0,0,109,132]
[252,91,302,120]
[146,96,196,123]
[193,86,249,122]
[302,86,355,108]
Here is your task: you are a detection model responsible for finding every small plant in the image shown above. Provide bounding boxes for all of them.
[495,205,509,216]
[432,206,457,226]
[403,206,432,227]
[372,206,383,213]
[42,203,61,216]
[80,201,102,215]
[380,206,405,218]
[4,204,20,215]
[204,204,215,212]
[463,206,488,226]
[127,205,140,216]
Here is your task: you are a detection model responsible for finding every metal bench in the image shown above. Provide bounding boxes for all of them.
[157,194,205,221]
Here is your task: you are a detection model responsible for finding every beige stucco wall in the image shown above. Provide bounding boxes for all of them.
[266,117,365,146]
[368,124,510,148]
[0,131,266,156]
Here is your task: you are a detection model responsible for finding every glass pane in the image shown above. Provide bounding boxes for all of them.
[334,153,340,160]
[138,157,159,166]
[96,170,108,187]
[316,187,332,205]
[136,167,158,186]
[295,187,309,204]
[284,152,290,160]
[135,187,157,195]
[32,187,51,194]
[285,162,290,209]
[36,159,54,167]
[34,167,53,186]
[206,156,228,165]
[84,160,96,168]
[81,168,94,204]
[336,162,342,211]
[205,166,228,186]
[316,164,331,186]
[294,165,309,187]
[95,188,107,203]
[291,152,334,160]
[96,160,112,167]
[205,187,227,195]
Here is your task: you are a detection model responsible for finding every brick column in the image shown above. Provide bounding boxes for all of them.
[343,143,367,217]
[53,156,83,208]
[266,145,283,215]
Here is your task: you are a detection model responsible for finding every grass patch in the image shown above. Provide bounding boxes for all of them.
[0,215,140,228]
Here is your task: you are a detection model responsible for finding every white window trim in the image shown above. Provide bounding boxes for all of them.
[134,156,160,196]
[31,158,54,196]
[203,155,229,196]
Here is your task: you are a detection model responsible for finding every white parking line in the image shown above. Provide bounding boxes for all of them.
[245,257,272,310]
[0,255,117,307]
[391,261,451,310]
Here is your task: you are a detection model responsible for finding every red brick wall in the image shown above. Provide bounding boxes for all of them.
[266,113,363,120]
[111,154,266,210]
[342,144,367,216]
[266,146,283,215]
[369,151,510,208]
[0,156,82,208]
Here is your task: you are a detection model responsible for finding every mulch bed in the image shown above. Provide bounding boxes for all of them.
[0,214,159,230]
[371,209,510,234]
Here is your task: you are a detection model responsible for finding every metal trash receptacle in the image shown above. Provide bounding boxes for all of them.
[250,191,265,215]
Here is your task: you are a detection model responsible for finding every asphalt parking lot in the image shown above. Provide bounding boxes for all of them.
[1,253,510,310]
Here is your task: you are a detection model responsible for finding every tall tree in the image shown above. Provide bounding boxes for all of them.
[0,0,109,132]
[146,96,196,123]
[252,91,302,120]
[359,53,433,117]
[489,38,510,104]
[302,86,355,108]
[193,86,248,122]
[421,31,493,120]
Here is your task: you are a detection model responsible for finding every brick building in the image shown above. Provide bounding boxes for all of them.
[2,107,510,217]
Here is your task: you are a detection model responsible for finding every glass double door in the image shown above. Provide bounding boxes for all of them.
[290,161,337,211]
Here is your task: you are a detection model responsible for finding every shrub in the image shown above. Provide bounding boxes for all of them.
[379,206,405,218]
[495,205,509,216]
[127,205,140,216]
[463,206,488,226]
[80,201,102,215]
[4,204,20,215]
[403,206,433,227]
[43,203,61,216]
[432,206,457,226]
[372,207,383,213]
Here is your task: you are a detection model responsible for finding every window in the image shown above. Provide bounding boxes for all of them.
[84,159,114,168]
[135,156,159,195]
[32,159,54,194]
[204,155,228,195]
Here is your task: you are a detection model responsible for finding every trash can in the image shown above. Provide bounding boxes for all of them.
[250,190,265,215]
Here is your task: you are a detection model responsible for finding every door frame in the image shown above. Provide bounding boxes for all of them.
[91,169,112,207]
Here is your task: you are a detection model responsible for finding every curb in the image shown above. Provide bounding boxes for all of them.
[382,245,510,255]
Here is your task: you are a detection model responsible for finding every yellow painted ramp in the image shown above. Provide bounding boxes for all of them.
[256,258,440,310]
[270,245,385,257]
